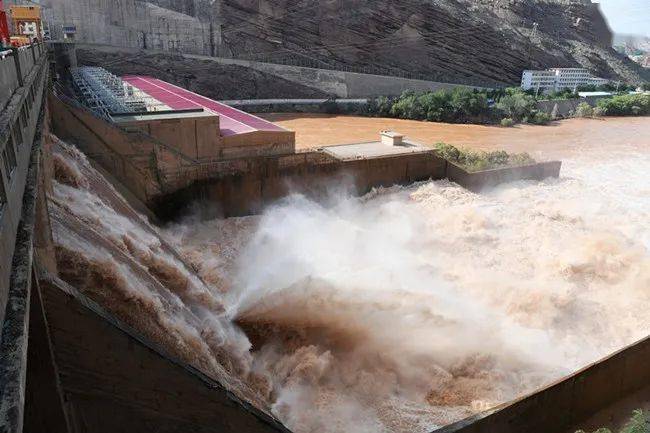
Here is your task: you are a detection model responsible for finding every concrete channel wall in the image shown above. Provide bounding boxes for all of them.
[446,161,563,192]
[153,151,448,218]
[435,333,650,433]
[31,274,290,433]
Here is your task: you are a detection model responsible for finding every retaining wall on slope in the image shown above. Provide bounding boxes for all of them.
[174,53,477,98]
[70,44,481,98]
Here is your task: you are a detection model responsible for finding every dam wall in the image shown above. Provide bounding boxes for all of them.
[41,0,215,55]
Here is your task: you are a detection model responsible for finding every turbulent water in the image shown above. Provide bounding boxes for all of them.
[49,133,650,433]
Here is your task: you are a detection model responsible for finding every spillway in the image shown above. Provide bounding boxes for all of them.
[45,126,650,433]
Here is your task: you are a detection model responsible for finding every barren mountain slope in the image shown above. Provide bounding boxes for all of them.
[146,0,648,85]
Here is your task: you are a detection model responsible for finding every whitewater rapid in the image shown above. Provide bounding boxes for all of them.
[49,132,650,433]
[166,144,650,433]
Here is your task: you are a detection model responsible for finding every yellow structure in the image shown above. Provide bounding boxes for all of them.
[9,5,42,43]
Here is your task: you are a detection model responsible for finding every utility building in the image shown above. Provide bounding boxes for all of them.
[521,68,609,93]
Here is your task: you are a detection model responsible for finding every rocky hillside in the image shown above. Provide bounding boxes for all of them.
[53,0,649,85]
[157,0,648,85]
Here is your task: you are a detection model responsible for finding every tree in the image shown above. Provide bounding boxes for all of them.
[495,91,536,121]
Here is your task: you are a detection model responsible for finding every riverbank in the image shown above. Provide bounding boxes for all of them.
[260,114,650,159]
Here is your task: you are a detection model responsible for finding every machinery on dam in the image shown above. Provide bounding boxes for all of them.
[0,40,648,433]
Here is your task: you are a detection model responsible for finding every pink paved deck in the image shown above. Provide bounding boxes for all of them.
[122,75,286,137]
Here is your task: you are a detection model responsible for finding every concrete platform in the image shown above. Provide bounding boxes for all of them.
[322,140,430,161]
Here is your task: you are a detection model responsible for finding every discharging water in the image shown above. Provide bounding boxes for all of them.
[49,125,650,433]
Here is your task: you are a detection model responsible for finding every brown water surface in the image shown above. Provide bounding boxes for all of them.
[260,114,650,159]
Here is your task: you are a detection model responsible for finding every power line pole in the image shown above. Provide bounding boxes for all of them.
[528,22,538,65]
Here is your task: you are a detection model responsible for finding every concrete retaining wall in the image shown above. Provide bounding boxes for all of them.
[435,333,650,433]
[536,96,609,118]
[446,161,563,192]
[179,53,478,98]
[221,99,369,114]
[152,151,448,218]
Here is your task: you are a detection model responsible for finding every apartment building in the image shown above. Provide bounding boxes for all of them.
[521,68,609,92]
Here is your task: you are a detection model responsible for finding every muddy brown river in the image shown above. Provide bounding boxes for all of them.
[260,114,649,160]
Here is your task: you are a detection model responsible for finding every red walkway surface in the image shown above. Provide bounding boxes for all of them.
[122,75,286,137]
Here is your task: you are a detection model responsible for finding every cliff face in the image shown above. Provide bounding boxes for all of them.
[207,0,647,84]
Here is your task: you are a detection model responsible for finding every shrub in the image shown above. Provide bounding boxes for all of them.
[592,106,605,117]
[528,111,552,125]
[596,94,650,116]
[575,102,594,117]
[449,87,489,119]
[575,409,648,433]
[390,91,425,119]
[368,96,394,117]
[495,91,536,121]
[418,91,453,122]
[433,142,535,172]
[619,409,648,433]
[500,117,515,127]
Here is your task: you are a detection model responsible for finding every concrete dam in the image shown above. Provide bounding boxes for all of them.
[1,42,650,433]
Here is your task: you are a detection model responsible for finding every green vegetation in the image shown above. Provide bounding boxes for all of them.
[596,93,650,116]
[375,88,491,123]
[575,102,594,117]
[495,90,536,122]
[576,83,638,93]
[362,83,646,125]
[575,409,649,433]
[367,87,549,126]
[434,142,535,172]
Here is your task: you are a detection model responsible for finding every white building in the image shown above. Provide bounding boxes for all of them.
[521,68,609,93]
